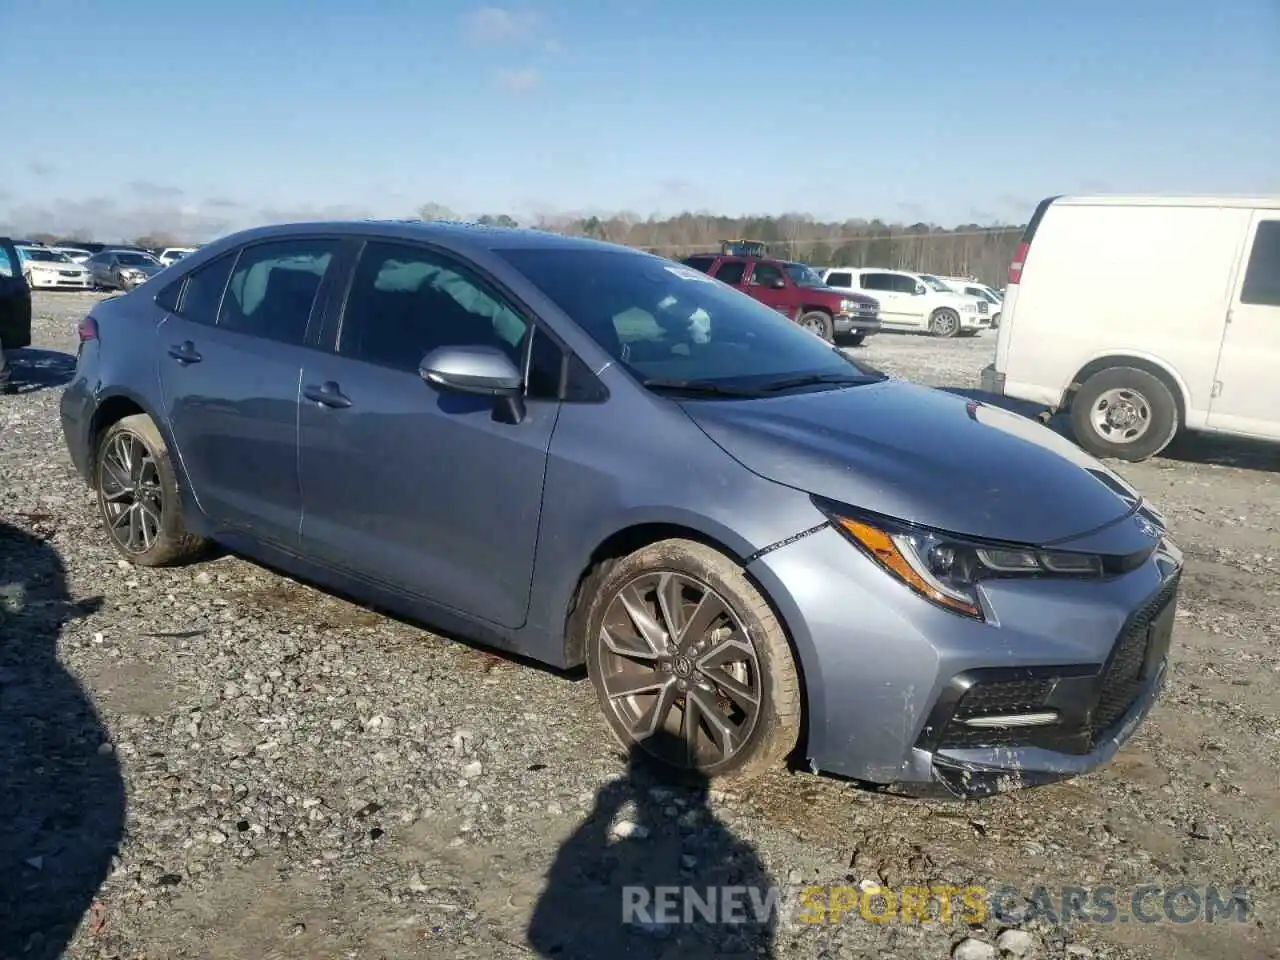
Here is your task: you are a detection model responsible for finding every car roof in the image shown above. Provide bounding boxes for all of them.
[202,219,644,260]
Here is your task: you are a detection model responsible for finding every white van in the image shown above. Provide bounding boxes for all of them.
[982,195,1280,462]
[821,267,990,337]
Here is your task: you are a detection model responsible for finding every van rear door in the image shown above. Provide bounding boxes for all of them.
[1207,212,1280,440]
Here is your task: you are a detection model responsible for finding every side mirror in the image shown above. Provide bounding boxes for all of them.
[419,344,523,397]
[914,283,927,296]
[770,278,786,290]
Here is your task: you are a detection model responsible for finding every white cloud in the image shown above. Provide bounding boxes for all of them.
[463,6,540,44]
[494,68,542,94]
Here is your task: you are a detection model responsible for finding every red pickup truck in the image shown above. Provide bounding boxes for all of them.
[680,253,882,345]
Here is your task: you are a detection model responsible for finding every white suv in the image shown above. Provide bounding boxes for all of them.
[940,277,1004,328]
[820,267,990,337]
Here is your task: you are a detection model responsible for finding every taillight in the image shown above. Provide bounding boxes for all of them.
[77,316,98,342]
[1007,241,1029,285]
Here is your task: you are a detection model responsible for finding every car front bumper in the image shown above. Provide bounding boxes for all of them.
[961,312,992,331]
[29,272,92,290]
[834,312,882,336]
[747,516,1181,798]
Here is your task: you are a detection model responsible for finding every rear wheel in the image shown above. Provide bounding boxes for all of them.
[584,539,802,782]
[95,414,207,566]
[797,311,834,342]
[929,308,960,338]
[1070,367,1179,462]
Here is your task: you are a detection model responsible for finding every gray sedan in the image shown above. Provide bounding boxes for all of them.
[85,249,165,291]
[58,220,1181,796]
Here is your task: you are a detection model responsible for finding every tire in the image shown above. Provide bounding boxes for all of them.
[583,538,802,783]
[797,311,834,343]
[1069,367,1179,462]
[94,413,207,566]
[991,312,1001,329]
[929,308,960,338]
[843,332,866,347]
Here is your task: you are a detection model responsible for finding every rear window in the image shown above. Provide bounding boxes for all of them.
[681,256,715,273]
[1240,220,1280,307]
[711,261,746,285]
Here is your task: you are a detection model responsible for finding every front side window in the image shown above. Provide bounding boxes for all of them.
[785,263,825,288]
[115,251,158,266]
[892,274,921,294]
[338,240,528,372]
[219,238,338,345]
[496,248,877,388]
[1241,220,1280,307]
[748,262,784,287]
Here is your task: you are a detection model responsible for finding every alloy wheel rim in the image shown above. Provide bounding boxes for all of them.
[936,313,958,335]
[99,431,164,553]
[1090,387,1152,444]
[597,571,762,770]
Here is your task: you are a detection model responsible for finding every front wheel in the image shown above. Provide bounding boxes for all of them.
[584,539,802,782]
[95,414,208,566]
[797,311,834,342]
[1070,367,1179,462]
[929,308,960,338]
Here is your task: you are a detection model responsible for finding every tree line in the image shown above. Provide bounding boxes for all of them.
[21,207,1027,289]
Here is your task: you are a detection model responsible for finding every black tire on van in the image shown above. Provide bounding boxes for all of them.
[1070,367,1179,462]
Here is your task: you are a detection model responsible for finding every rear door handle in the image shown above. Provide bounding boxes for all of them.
[167,341,202,364]
[303,381,352,409]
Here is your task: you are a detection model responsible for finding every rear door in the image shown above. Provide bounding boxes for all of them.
[156,236,343,546]
[1207,213,1280,439]
[296,238,562,628]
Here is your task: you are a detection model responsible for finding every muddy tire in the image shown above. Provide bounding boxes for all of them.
[583,539,802,783]
[94,413,207,566]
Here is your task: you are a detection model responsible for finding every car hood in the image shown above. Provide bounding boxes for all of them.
[680,379,1143,545]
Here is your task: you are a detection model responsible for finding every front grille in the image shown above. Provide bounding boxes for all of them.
[1089,576,1178,740]
[977,301,989,313]
[936,677,1053,749]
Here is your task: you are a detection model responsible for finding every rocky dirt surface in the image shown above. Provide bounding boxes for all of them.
[0,292,1276,960]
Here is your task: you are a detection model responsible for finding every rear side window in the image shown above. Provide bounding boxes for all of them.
[1240,220,1280,307]
[176,252,236,325]
[712,261,746,285]
[219,239,338,345]
[826,271,853,288]
[681,256,715,273]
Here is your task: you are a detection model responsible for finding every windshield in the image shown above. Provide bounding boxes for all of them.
[497,248,877,389]
[20,248,70,263]
[116,251,158,265]
[784,263,826,288]
[920,275,952,292]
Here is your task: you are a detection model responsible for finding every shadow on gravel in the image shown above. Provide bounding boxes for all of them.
[0,520,121,960]
[528,730,776,959]
[5,348,77,394]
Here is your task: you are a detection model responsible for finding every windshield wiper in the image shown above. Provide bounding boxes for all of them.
[641,378,767,397]
[756,372,884,393]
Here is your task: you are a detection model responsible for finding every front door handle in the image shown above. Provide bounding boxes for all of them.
[303,381,352,409]
[167,341,202,364]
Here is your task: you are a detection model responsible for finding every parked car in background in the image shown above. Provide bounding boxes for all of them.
[52,246,94,264]
[59,219,1182,796]
[680,252,881,344]
[0,237,33,377]
[85,248,165,291]
[158,246,197,267]
[821,267,989,338]
[940,277,1004,327]
[16,245,93,290]
[984,194,1280,462]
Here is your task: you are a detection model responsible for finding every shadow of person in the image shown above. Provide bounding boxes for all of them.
[5,348,78,395]
[0,520,120,959]
[527,729,777,959]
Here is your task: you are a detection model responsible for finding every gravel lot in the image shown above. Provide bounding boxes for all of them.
[1,292,1277,960]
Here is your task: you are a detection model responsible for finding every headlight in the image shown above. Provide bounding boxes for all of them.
[839,299,857,313]
[818,501,1103,620]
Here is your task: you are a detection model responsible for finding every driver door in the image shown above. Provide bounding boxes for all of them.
[744,261,795,319]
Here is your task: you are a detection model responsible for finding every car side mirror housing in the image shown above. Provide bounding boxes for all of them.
[915,283,927,295]
[419,344,523,397]
[770,278,786,290]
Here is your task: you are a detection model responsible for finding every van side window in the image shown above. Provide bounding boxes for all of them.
[1241,220,1280,307]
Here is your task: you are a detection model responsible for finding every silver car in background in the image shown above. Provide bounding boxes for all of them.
[85,249,166,291]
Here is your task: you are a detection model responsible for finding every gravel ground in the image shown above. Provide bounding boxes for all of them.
[1,292,1277,960]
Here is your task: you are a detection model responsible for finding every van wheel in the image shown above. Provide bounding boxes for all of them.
[798,311,834,342]
[95,414,208,566]
[584,539,802,783]
[929,308,960,338]
[1070,367,1179,462]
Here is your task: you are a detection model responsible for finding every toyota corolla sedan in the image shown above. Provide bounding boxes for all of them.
[59,220,1181,797]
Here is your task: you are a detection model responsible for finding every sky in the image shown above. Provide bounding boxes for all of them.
[2,0,1278,241]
